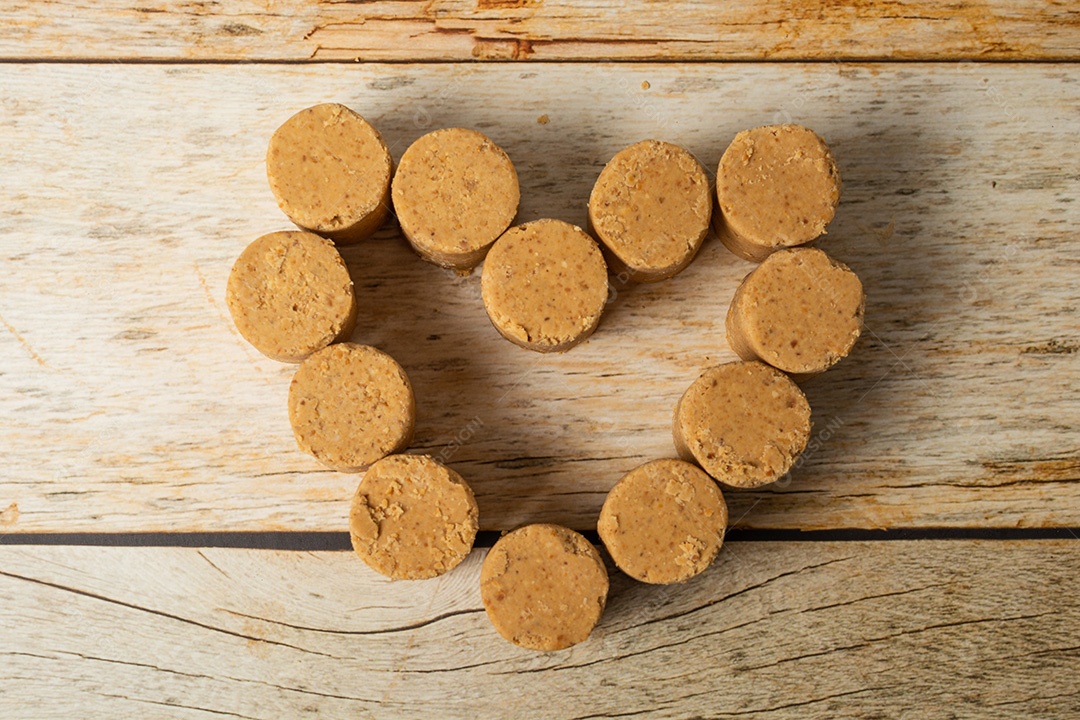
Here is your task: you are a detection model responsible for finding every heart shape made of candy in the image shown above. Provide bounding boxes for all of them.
[226,103,865,651]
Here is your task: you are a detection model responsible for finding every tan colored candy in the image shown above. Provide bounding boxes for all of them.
[673,361,811,488]
[349,455,479,580]
[715,124,840,262]
[480,524,609,651]
[727,247,865,378]
[598,459,727,584]
[392,128,519,270]
[481,219,608,353]
[288,343,415,472]
[226,230,357,363]
[266,103,393,244]
[588,140,711,282]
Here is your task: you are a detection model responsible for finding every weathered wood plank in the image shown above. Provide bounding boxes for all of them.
[1,0,1078,62]
[1,541,1078,718]
[0,63,1077,533]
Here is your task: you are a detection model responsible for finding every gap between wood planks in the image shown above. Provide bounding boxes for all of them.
[1,528,1077,550]
[0,58,1078,65]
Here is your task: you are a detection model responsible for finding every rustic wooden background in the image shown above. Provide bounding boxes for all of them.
[1,2,1078,718]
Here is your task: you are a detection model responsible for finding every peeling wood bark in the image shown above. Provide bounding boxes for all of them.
[1,1,1078,61]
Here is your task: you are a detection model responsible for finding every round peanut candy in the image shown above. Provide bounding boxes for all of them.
[588,140,711,282]
[349,454,479,580]
[392,128,519,270]
[715,124,840,262]
[267,103,392,244]
[480,524,609,651]
[598,459,727,584]
[726,247,865,378]
[481,219,608,353]
[673,361,811,488]
[226,230,357,363]
[288,343,415,472]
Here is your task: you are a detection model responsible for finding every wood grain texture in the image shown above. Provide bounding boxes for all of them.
[1,0,1079,62]
[1,540,1078,718]
[1,63,1077,533]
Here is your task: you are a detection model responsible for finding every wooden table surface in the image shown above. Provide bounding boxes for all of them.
[1,2,1078,718]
